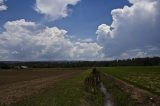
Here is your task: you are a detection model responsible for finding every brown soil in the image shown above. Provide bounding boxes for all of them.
[103,73,160,106]
[0,69,82,106]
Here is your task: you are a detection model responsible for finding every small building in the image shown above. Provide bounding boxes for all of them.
[14,65,28,69]
[20,66,28,69]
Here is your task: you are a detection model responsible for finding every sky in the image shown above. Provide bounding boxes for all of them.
[0,0,160,61]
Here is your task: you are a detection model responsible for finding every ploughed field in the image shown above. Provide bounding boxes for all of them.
[0,68,85,106]
[0,68,80,85]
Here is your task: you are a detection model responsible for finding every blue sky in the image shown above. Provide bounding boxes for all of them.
[0,0,130,39]
[0,0,160,60]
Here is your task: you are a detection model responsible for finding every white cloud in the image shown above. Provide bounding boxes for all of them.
[96,0,160,59]
[0,0,7,11]
[77,38,93,43]
[34,0,80,21]
[96,24,113,40]
[120,49,147,59]
[120,46,160,59]
[0,19,103,60]
[129,0,157,4]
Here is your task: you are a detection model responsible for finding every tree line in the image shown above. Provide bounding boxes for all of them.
[0,57,160,69]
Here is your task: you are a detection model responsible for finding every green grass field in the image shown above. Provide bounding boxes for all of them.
[98,66,160,95]
[98,66,160,106]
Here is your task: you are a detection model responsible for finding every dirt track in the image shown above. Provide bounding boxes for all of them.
[0,69,82,106]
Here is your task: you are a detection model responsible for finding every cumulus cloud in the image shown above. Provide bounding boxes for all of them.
[34,0,80,21]
[96,24,113,40]
[120,46,160,59]
[96,0,160,59]
[0,0,7,11]
[0,19,103,60]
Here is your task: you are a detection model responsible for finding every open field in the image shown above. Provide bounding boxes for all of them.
[99,66,160,106]
[14,69,103,106]
[0,67,160,106]
[0,68,86,105]
[0,68,81,86]
[0,68,104,106]
[99,66,160,95]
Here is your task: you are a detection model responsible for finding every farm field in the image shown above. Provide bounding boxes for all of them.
[14,69,103,106]
[0,68,82,86]
[0,67,160,106]
[0,68,86,105]
[99,66,160,106]
[0,68,103,106]
[99,66,160,95]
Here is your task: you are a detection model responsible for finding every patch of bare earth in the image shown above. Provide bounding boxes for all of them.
[0,69,82,106]
[103,73,160,106]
